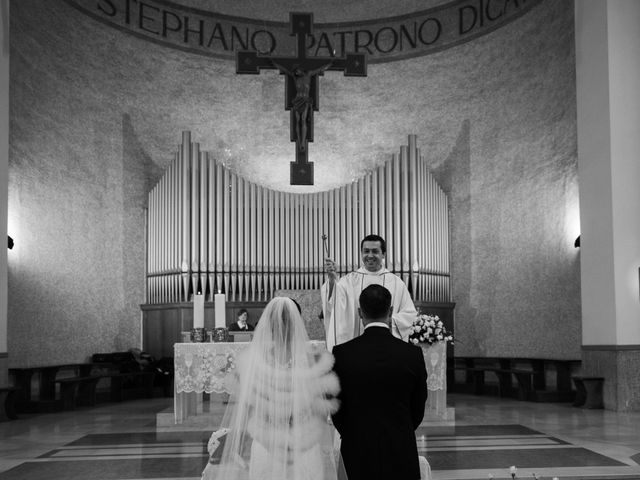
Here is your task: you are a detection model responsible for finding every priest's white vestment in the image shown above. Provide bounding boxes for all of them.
[321,267,417,350]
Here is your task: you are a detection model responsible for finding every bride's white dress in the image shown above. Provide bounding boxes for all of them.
[243,350,340,480]
[249,440,325,480]
[202,297,341,480]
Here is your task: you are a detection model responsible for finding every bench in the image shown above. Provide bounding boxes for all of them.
[452,364,485,395]
[92,351,171,399]
[9,351,165,412]
[451,357,580,402]
[54,371,157,409]
[0,386,21,420]
[452,365,531,399]
[452,358,522,397]
[105,371,156,402]
[572,376,604,409]
[9,363,104,413]
[54,376,102,409]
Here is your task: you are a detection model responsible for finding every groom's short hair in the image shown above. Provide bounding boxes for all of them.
[359,284,392,321]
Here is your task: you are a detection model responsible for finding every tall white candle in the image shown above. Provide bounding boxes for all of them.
[193,293,205,329]
[214,292,226,328]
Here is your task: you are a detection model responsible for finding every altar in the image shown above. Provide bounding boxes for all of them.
[173,340,452,425]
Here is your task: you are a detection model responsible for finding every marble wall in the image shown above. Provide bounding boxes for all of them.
[583,349,640,412]
[7,0,580,366]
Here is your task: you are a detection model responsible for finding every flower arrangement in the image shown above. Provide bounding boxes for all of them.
[408,313,453,345]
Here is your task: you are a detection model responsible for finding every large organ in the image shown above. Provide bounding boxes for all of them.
[145,132,450,305]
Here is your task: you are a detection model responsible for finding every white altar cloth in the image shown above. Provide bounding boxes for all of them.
[173,340,448,424]
[173,341,326,423]
[421,341,449,420]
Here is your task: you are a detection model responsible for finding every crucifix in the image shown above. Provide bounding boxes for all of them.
[236,12,368,185]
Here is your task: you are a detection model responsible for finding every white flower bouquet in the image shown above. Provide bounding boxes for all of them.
[408,313,453,345]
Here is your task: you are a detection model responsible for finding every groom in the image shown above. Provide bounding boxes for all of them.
[331,284,428,480]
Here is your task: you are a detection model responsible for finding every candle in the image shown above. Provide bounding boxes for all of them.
[214,292,226,328]
[193,293,204,329]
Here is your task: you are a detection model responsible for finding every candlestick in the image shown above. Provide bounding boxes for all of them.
[214,292,226,328]
[193,292,204,329]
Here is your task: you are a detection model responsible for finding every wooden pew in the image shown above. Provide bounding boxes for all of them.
[10,351,164,412]
[54,371,157,409]
[9,363,101,413]
[0,386,21,420]
[452,358,518,397]
[54,376,102,410]
[450,357,580,402]
[105,371,156,402]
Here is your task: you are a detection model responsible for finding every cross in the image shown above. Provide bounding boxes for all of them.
[236,12,368,185]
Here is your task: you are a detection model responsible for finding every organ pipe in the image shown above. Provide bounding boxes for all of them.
[146,132,450,303]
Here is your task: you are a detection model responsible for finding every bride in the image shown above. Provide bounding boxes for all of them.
[202,297,343,480]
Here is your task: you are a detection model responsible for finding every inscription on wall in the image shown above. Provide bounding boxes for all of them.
[63,0,541,62]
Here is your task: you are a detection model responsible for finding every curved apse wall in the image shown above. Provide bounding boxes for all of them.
[8,0,579,365]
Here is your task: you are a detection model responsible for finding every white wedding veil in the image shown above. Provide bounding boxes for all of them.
[203,297,342,480]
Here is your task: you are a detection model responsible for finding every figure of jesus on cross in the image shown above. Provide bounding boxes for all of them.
[236,12,367,185]
[271,61,333,153]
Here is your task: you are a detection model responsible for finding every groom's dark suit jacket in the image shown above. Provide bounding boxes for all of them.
[332,326,428,480]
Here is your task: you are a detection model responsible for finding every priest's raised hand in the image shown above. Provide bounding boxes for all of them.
[320,234,418,350]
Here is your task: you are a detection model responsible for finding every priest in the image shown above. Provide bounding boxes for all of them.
[321,234,417,350]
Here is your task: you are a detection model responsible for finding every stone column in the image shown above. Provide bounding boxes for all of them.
[0,0,9,385]
[575,0,640,411]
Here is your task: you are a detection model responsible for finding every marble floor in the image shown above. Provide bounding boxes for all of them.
[1,394,639,480]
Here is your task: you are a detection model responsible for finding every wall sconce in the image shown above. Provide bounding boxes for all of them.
[574,235,580,248]
[7,235,13,249]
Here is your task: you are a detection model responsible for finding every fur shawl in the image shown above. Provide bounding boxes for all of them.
[239,350,340,451]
